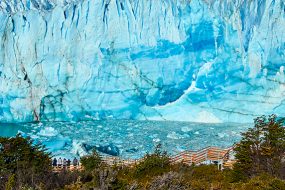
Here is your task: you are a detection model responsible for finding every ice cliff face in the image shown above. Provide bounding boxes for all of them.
[0,0,285,123]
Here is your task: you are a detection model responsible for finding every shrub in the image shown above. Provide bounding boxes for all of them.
[5,174,15,190]
[190,165,228,190]
[0,134,51,189]
[0,135,81,189]
[233,174,285,190]
[134,144,170,179]
[80,149,102,172]
[233,114,285,181]
[0,134,51,173]
[147,172,188,190]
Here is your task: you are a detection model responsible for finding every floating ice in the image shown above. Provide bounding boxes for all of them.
[153,138,161,143]
[167,132,185,140]
[181,127,193,133]
[71,140,89,157]
[17,130,26,137]
[0,120,251,159]
[96,144,120,156]
[38,127,58,137]
[44,138,68,152]
[217,133,226,138]
[126,148,138,153]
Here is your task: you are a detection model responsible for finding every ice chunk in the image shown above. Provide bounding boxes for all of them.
[71,140,89,157]
[167,132,185,139]
[38,127,58,137]
[153,138,161,143]
[194,131,200,135]
[181,127,193,132]
[44,136,71,152]
[96,144,120,156]
[126,148,139,153]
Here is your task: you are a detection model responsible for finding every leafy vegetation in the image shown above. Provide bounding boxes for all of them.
[134,143,170,179]
[0,134,51,189]
[80,149,102,172]
[0,135,80,189]
[232,114,285,181]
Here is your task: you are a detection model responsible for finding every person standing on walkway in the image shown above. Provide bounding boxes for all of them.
[63,158,67,168]
[58,157,63,168]
[73,157,78,168]
[52,158,57,167]
[67,159,71,168]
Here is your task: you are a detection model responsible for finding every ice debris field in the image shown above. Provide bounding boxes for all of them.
[0,121,249,159]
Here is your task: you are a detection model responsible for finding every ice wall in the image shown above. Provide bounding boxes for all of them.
[0,0,285,123]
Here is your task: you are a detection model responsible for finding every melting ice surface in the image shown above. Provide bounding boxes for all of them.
[0,120,250,159]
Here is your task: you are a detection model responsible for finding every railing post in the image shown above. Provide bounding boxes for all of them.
[217,150,220,170]
[205,149,208,164]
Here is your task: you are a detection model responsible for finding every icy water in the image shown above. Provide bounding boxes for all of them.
[0,120,251,159]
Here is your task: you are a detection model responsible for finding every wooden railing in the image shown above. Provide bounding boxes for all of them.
[99,146,235,168]
[169,146,233,166]
[52,146,236,172]
[53,164,83,172]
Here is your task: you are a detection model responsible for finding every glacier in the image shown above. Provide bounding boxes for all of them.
[0,0,285,123]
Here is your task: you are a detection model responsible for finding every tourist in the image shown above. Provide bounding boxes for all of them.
[67,159,71,167]
[63,158,67,168]
[52,158,57,167]
[73,157,78,167]
[58,157,63,168]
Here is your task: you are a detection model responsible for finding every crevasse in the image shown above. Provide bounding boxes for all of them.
[0,0,285,123]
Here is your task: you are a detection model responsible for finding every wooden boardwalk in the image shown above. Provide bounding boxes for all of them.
[101,146,236,169]
[169,146,235,169]
[53,164,83,172]
[53,146,236,172]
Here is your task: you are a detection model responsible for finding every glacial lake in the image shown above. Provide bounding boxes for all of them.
[0,120,251,159]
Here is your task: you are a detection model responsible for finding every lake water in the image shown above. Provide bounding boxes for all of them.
[0,120,250,159]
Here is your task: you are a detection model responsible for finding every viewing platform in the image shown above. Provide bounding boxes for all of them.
[52,146,236,172]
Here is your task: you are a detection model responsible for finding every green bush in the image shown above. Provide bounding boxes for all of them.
[0,135,81,189]
[233,114,285,181]
[0,134,51,173]
[0,134,52,189]
[134,144,170,179]
[80,149,102,172]
[232,174,285,190]
[5,174,15,190]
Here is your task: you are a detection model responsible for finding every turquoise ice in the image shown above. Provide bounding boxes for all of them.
[0,0,285,123]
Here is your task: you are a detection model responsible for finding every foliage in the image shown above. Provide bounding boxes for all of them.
[5,174,15,190]
[0,135,81,189]
[233,114,285,181]
[190,165,226,188]
[80,149,102,172]
[134,143,170,179]
[146,172,188,190]
[0,134,51,174]
[0,134,52,189]
[232,173,285,190]
[64,177,84,190]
